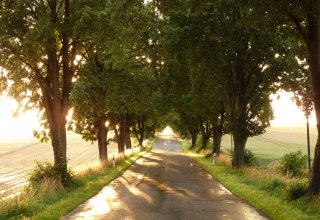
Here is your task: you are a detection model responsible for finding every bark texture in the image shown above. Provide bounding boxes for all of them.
[307,12,320,194]
[212,126,222,155]
[97,114,108,161]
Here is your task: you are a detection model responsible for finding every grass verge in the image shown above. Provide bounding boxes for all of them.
[0,139,155,220]
[181,140,320,220]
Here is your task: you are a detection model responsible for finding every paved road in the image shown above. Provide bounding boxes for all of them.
[62,136,269,220]
[0,133,118,197]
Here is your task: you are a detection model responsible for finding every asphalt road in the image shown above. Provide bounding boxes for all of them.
[0,133,118,197]
[62,136,269,220]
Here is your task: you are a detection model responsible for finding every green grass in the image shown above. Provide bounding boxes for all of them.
[0,139,155,220]
[181,140,320,220]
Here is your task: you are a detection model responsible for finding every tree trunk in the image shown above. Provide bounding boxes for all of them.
[97,114,108,161]
[114,125,122,153]
[125,124,132,149]
[202,134,210,149]
[232,134,248,168]
[133,117,145,146]
[212,126,222,155]
[138,118,145,146]
[200,122,211,149]
[307,10,320,194]
[118,113,126,153]
[191,130,198,149]
[212,107,226,155]
[229,71,248,168]
[50,112,68,185]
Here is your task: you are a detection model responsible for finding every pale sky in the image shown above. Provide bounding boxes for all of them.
[0,91,315,141]
[270,91,316,127]
[0,96,40,141]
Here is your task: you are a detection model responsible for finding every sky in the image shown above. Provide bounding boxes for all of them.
[270,91,316,127]
[0,91,315,141]
[0,96,40,141]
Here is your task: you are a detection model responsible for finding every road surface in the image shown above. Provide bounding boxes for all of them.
[0,133,118,197]
[63,136,269,220]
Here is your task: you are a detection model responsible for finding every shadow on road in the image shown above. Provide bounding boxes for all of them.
[62,136,270,220]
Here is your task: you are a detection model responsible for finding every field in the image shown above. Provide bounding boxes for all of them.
[220,126,317,164]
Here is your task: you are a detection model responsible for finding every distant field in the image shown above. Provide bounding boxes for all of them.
[220,126,318,164]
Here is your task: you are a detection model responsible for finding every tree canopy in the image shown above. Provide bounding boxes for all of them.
[2,0,320,195]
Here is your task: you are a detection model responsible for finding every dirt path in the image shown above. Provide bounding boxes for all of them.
[62,136,269,220]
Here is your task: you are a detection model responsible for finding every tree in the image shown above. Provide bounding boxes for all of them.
[160,0,286,167]
[282,64,313,172]
[0,0,82,185]
[284,1,320,195]
[70,60,110,161]
[253,0,320,195]
[189,62,228,155]
[189,0,291,168]
[70,0,156,157]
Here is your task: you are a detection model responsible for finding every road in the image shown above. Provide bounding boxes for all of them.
[0,133,118,197]
[62,136,269,220]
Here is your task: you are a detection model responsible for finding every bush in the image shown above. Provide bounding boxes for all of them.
[244,149,258,166]
[27,161,73,187]
[285,180,308,200]
[265,178,285,192]
[280,150,308,178]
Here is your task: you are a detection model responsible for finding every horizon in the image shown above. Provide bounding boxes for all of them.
[0,90,316,142]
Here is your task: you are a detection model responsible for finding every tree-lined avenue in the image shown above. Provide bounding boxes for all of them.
[62,136,269,220]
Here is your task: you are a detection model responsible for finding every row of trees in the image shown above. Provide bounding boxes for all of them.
[155,0,320,195]
[1,0,320,195]
[0,0,163,185]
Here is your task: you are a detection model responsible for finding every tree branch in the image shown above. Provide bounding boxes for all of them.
[56,0,65,17]
[288,12,308,45]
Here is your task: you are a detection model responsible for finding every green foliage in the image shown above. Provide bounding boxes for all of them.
[69,0,161,145]
[280,150,308,178]
[158,0,292,168]
[285,181,308,200]
[264,178,285,192]
[243,149,258,166]
[27,161,73,187]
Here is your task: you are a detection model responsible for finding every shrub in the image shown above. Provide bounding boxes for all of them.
[280,150,308,178]
[27,161,73,187]
[265,178,285,192]
[285,180,308,200]
[244,149,258,166]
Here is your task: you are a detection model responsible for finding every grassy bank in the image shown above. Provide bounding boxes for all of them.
[181,140,320,220]
[0,139,155,220]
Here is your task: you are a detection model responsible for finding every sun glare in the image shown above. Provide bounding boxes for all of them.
[161,126,174,136]
[0,96,40,141]
[270,91,316,127]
